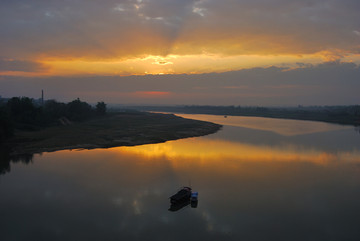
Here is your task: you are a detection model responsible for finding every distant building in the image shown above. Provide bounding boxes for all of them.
[33,90,45,106]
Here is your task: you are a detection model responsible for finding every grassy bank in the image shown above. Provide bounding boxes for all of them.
[5,111,221,155]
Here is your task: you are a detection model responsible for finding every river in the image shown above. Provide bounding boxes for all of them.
[1,114,360,241]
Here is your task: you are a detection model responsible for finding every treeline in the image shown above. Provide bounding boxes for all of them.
[124,105,360,126]
[0,97,107,140]
[0,145,33,175]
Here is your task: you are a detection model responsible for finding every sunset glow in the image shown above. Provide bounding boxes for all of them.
[2,1,360,238]
[1,0,360,105]
[5,52,360,77]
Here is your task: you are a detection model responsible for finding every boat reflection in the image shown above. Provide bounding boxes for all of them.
[2,114,360,241]
[168,199,190,212]
[169,187,198,212]
[168,199,198,211]
[191,199,198,208]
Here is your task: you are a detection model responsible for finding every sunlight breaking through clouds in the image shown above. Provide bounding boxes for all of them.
[1,0,360,105]
[2,0,360,64]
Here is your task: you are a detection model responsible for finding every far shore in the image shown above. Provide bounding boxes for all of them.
[4,112,222,156]
[124,105,360,127]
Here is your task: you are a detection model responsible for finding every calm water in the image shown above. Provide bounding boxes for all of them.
[1,114,360,241]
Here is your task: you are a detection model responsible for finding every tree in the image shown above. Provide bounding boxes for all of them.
[0,107,13,140]
[96,102,107,115]
[7,97,35,117]
[44,100,66,119]
[6,97,41,126]
[66,98,94,121]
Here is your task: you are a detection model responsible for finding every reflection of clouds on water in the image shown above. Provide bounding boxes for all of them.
[2,147,360,241]
[112,197,124,206]
[202,211,215,231]
[160,215,169,224]
[132,200,142,215]
[177,114,351,136]
[117,137,360,166]
[2,115,360,240]
[355,126,360,134]
[113,113,360,166]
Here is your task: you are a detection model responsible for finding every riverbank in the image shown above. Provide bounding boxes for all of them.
[4,112,222,155]
[124,105,360,126]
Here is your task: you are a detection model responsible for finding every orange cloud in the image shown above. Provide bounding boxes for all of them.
[133,91,172,98]
[27,53,322,77]
[3,49,354,77]
[2,0,360,76]
[3,0,360,78]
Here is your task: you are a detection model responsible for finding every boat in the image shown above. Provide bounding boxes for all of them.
[190,192,198,208]
[190,192,198,201]
[169,186,192,204]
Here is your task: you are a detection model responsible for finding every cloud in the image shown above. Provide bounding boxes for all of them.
[1,0,360,61]
[132,91,172,98]
[353,30,360,36]
[1,61,359,106]
[0,59,48,72]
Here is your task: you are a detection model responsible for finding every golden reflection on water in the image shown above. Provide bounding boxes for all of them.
[35,114,360,183]
[5,118,360,241]
[105,137,360,168]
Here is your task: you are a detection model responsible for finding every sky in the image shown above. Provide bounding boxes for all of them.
[1,0,360,105]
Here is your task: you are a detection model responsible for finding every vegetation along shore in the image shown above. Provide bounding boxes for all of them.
[0,97,222,156]
[126,105,360,126]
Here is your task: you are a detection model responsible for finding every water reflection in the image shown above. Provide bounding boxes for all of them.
[1,115,360,241]
[356,126,360,134]
[177,114,352,136]
[117,132,360,166]
[168,199,198,211]
[0,146,33,175]
[169,199,190,212]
